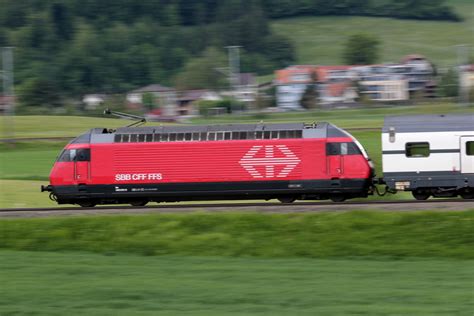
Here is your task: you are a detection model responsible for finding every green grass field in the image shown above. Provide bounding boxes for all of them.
[1,250,473,315]
[271,0,474,68]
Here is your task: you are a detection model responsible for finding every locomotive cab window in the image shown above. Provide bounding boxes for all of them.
[57,148,90,162]
[326,142,362,156]
[466,141,474,156]
[75,148,91,161]
[406,142,430,157]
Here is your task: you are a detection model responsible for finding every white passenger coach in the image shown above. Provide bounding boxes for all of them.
[382,114,474,200]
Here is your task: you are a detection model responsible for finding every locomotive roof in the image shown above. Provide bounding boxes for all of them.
[114,123,306,134]
[70,122,351,144]
[383,114,474,133]
[113,122,348,137]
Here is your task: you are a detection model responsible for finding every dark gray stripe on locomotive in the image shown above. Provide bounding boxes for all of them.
[382,113,474,133]
[51,178,372,201]
[383,171,474,190]
[382,149,461,155]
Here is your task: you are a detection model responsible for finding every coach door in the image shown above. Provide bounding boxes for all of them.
[326,142,343,178]
[460,136,474,174]
[73,148,91,182]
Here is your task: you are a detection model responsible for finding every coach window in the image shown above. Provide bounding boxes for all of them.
[256,131,263,139]
[169,133,176,141]
[130,134,138,142]
[406,142,430,157]
[154,134,161,142]
[138,134,146,142]
[216,132,223,140]
[208,132,216,141]
[467,141,474,156]
[264,131,271,139]
[176,133,184,141]
[146,134,153,142]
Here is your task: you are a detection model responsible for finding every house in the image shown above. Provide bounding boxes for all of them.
[0,96,13,114]
[274,65,318,110]
[177,90,221,116]
[400,54,437,97]
[460,64,474,95]
[82,94,107,110]
[220,73,258,109]
[126,84,177,117]
[355,65,409,102]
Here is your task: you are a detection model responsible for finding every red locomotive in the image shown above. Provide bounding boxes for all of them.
[42,122,375,207]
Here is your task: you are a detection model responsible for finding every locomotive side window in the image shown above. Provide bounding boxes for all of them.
[406,142,430,157]
[466,141,474,156]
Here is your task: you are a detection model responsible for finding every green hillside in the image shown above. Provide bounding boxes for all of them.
[271,0,473,68]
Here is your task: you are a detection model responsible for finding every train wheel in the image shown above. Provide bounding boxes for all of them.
[130,200,148,207]
[412,190,430,201]
[278,197,296,204]
[460,190,474,199]
[78,201,96,208]
[330,194,346,202]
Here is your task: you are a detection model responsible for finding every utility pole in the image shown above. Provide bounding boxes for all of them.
[456,44,469,106]
[225,46,241,96]
[2,47,15,142]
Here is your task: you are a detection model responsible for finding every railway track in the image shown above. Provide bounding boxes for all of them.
[1,199,473,218]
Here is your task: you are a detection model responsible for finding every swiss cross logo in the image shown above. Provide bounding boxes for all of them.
[239,145,301,178]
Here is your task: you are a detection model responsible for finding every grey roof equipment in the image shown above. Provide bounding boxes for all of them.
[383,114,474,133]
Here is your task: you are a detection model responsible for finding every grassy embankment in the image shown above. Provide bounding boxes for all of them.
[1,211,473,258]
[1,103,473,207]
[270,0,474,68]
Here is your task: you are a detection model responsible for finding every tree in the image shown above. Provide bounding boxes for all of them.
[343,34,380,65]
[174,47,228,90]
[18,78,61,108]
[299,72,319,109]
[439,68,459,97]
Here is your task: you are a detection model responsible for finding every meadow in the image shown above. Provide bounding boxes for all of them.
[271,0,474,68]
[0,211,473,314]
[1,250,473,315]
